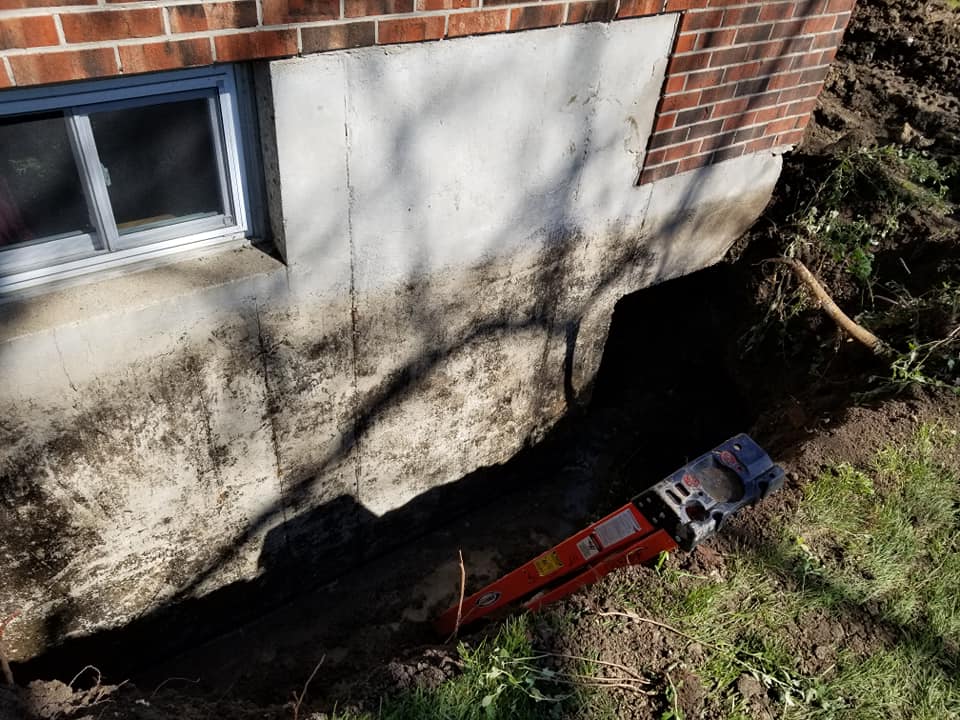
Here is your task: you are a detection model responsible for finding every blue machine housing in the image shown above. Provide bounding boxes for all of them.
[633,434,785,551]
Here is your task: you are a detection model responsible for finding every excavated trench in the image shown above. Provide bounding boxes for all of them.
[12,260,826,707]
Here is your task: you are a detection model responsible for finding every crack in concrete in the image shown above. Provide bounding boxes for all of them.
[342,55,363,507]
[255,301,289,545]
[51,329,77,394]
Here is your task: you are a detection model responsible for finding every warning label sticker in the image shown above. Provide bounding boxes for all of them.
[577,535,601,561]
[533,551,564,577]
[594,508,641,549]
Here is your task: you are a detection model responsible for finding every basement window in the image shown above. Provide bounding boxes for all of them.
[0,66,256,293]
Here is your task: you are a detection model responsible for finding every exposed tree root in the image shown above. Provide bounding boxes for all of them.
[769,257,892,356]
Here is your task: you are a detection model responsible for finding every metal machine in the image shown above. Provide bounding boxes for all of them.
[435,434,784,636]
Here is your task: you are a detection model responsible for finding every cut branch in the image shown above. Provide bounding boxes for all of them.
[769,257,891,356]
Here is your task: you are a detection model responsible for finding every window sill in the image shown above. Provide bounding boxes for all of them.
[0,239,286,344]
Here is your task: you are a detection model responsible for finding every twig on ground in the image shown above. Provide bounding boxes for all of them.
[69,665,102,689]
[0,611,21,686]
[765,257,890,355]
[151,676,201,698]
[290,656,325,720]
[446,549,467,643]
[530,651,649,683]
[595,611,717,652]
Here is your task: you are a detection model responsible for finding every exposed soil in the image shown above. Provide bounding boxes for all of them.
[4,0,960,716]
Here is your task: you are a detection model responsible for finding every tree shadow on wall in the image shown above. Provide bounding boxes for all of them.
[4,19,786,699]
[15,264,762,699]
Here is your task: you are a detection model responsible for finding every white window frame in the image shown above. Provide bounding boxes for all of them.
[0,66,255,294]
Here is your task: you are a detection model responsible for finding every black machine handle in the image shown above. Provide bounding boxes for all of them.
[633,433,784,551]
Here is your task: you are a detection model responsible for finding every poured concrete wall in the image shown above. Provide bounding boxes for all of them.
[0,18,782,662]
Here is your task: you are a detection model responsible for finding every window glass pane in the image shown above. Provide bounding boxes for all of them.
[89,96,226,235]
[0,111,94,250]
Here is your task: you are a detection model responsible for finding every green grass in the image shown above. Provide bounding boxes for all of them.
[333,615,608,720]
[606,423,960,718]
[334,424,960,719]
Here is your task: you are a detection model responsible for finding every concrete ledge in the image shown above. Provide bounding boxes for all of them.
[0,242,287,344]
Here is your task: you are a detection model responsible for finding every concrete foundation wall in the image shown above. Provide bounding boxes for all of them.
[0,18,782,662]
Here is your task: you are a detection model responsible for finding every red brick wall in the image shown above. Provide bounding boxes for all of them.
[0,0,852,181]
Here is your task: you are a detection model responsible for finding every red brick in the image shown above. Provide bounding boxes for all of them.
[819,46,839,63]
[824,0,855,10]
[654,113,677,132]
[778,82,820,102]
[800,65,830,84]
[834,11,852,29]
[685,68,724,89]
[786,98,817,115]
[565,0,615,22]
[791,52,824,69]
[0,65,10,88]
[649,127,690,148]
[777,128,806,145]
[510,3,565,29]
[638,162,680,184]
[674,33,697,53]
[746,135,777,152]
[698,130,734,152]
[646,139,703,164]
[733,124,766,142]
[668,52,711,74]
[214,30,298,60]
[170,2,259,32]
[675,105,712,126]
[446,9,508,36]
[709,46,748,67]
[301,21,376,51]
[695,28,736,49]
[713,97,750,116]
[722,110,757,130]
[419,0,474,7]
[0,0,94,7]
[754,105,784,123]
[677,154,711,173]
[754,90,783,108]
[712,144,746,162]
[9,47,117,85]
[812,30,845,49]
[61,9,163,42]
[664,0,707,10]
[687,118,725,140]
[616,0,660,18]
[344,0,413,16]
[664,75,686,94]
[794,112,812,129]
[698,82,736,103]
[679,9,723,30]
[744,40,785,61]
[734,23,774,44]
[120,38,213,74]
[759,2,796,21]
[263,0,341,22]
[769,19,804,38]
[783,35,814,54]
[802,15,835,33]
[735,76,770,96]
[757,56,793,75]
[660,90,701,111]
[0,16,58,50]
[767,70,804,89]
[706,0,747,7]
[722,5,760,24]
[765,116,800,134]
[379,15,445,42]
[723,61,762,81]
